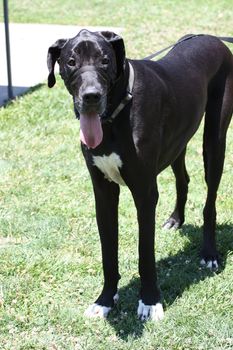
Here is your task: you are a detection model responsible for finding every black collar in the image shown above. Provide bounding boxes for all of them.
[101,61,134,123]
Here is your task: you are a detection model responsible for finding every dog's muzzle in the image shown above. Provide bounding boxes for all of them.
[82,88,102,105]
[65,65,109,116]
[64,65,110,149]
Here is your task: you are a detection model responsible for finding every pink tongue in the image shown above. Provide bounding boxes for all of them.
[80,113,103,149]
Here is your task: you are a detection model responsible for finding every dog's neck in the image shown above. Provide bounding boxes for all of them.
[101,60,134,123]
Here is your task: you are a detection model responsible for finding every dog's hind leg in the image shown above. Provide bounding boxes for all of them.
[201,67,233,269]
[163,147,190,230]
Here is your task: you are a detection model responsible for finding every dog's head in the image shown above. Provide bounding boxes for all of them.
[47,30,125,149]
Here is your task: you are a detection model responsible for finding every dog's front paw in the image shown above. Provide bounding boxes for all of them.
[137,300,164,321]
[163,216,183,230]
[84,303,112,318]
[84,293,119,319]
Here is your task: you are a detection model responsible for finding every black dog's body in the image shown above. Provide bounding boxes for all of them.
[48,31,233,320]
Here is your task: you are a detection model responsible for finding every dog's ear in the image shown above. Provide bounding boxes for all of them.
[47,39,67,88]
[98,31,125,77]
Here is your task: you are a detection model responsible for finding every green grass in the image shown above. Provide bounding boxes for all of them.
[2,0,233,57]
[0,1,233,349]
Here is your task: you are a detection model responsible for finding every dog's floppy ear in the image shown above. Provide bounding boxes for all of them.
[47,39,67,88]
[98,31,125,77]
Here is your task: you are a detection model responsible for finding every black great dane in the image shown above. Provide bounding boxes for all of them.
[47,30,233,321]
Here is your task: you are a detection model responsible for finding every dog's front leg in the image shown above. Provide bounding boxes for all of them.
[133,184,164,321]
[84,169,120,319]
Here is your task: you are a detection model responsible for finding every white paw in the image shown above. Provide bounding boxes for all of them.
[84,303,111,318]
[84,293,119,319]
[137,300,164,321]
[163,220,180,230]
[163,222,173,230]
[200,259,218,270]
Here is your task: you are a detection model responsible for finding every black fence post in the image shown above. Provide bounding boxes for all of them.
[3,0,13,100]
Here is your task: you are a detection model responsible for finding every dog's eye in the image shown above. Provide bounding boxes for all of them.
[101,57,109,65]
[68,58,76,67]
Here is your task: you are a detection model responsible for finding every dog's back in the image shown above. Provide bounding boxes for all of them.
[128,35,233,171]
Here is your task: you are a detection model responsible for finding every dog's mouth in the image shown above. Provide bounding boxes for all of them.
[74,89,106,149]
[80,112,103,149]
[75,94,106,149]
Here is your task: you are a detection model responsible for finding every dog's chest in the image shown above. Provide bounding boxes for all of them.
[92,152,125,186]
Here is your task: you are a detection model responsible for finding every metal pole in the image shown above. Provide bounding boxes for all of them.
[3,0,13,100]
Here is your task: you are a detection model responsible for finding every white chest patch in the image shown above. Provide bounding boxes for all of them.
[92,152,125,186]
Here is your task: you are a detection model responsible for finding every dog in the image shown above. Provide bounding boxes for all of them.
[47,30,233,321]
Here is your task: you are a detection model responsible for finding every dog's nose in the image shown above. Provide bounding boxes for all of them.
[83,91,101,104]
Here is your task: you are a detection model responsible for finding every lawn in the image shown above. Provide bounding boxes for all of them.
[0,1,233,349]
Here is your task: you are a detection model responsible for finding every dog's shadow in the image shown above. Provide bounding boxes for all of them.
[107,223,233,340]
